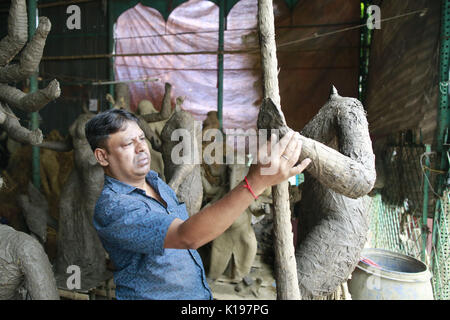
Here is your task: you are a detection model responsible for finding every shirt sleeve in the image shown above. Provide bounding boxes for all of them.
[93,194,177,256]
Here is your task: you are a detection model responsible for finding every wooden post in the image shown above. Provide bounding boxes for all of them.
[257,0,301,300]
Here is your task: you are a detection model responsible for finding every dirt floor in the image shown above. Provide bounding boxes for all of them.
[207,252,277,300]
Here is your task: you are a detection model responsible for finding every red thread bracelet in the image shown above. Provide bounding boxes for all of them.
[243,176,258,200]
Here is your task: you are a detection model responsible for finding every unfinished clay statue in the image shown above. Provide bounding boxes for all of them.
[258,87,376,299]
[201,111,228,206]
[0,224,59,300]
[160,104,203,217]
[208,163,257,281]
[137,82,175,135]
[0,0,60,147]
[207,158,273,281]
[138,100,166,137]
[17,182,57,245]
[0,0,60,184]
[38,110,110,289]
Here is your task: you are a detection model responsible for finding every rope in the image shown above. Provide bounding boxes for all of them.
[276,8,428,49]
[422,165,447,174]
[420,152,444,199]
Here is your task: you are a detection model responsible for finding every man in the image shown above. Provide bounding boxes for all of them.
[85,108,311,300]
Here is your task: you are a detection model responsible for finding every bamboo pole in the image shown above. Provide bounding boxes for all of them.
[257,0,301,300]
[58,289,89,300]
[40,50,258,61]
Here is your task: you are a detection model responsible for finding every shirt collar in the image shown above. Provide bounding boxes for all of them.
[104,170,160,195]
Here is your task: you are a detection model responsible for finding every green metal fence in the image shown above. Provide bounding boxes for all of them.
[367,194,423,260]
[431,189,450,300]
[366,136,449,300]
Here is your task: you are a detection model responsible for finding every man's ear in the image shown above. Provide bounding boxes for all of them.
[94,148,109,167]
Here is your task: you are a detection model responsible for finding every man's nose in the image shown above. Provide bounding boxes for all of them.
[135,139,146,153]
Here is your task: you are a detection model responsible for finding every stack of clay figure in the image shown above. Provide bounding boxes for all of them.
[0,0,375,300]
[0,0,60,300]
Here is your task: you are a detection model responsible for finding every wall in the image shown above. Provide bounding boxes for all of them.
[365,0,441,146]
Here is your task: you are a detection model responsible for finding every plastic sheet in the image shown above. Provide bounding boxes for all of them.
[114,0,261,131]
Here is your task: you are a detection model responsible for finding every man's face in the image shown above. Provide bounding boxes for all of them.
[98,120,151,184]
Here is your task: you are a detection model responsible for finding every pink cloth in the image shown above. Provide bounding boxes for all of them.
[114,0,261,131]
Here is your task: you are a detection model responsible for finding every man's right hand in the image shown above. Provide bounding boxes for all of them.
[246,130,311,196]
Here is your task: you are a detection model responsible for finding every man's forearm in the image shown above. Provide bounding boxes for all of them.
[178,175,266,249]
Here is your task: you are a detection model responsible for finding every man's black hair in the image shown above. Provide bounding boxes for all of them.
[85,108,139,152]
